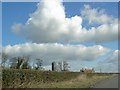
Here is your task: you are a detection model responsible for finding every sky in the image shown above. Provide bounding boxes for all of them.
[2,1,119,72]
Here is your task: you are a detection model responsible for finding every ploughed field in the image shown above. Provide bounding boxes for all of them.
[2,69,116,88]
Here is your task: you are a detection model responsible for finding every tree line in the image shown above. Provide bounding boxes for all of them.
[1,53,70,71]
[1,53,43,70]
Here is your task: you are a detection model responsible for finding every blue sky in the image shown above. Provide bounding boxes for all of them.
[2,1,119,72]
[2,2,118,49]
[2,2,37,46]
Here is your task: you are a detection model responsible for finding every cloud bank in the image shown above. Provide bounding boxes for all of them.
[3,43,118,72]
[3,43,110,66]
[12,0,118,43]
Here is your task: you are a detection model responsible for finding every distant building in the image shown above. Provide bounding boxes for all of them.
[51,61,70,71]
[80,68,95,73]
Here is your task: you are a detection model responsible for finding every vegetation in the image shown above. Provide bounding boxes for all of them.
[1,53,116,88]
[2,69,115,88]
[1,53,8,68]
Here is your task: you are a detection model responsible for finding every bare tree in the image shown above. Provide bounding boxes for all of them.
[16,56,30,69]
[63,61,69,71]
[9,57,18,69]
[1,53,8,68]
[35,58,43,70]
[58,62,62,71]
[21,56,29,69]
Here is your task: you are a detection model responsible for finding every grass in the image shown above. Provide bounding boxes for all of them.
[2,69,115,88]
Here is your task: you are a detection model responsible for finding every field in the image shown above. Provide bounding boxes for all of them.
[2,69,116,88]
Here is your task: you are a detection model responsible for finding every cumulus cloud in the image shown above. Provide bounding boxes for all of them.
[3,43,110,66]
[12,0,118,43]
[81,4,114,24]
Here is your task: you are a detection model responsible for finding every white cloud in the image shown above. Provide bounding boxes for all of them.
[12,0,118,43]
[3,43,110,66]
[81,4,114,24]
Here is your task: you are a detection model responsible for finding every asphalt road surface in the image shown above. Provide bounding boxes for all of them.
[93,76,118,88]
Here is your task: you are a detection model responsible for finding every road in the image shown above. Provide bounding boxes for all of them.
[93,76,118,88]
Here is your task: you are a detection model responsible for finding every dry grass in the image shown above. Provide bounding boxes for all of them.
[16,73,114,88]
[2,69,115,88]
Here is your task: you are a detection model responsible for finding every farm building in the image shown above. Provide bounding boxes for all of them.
[80,68,95,73]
